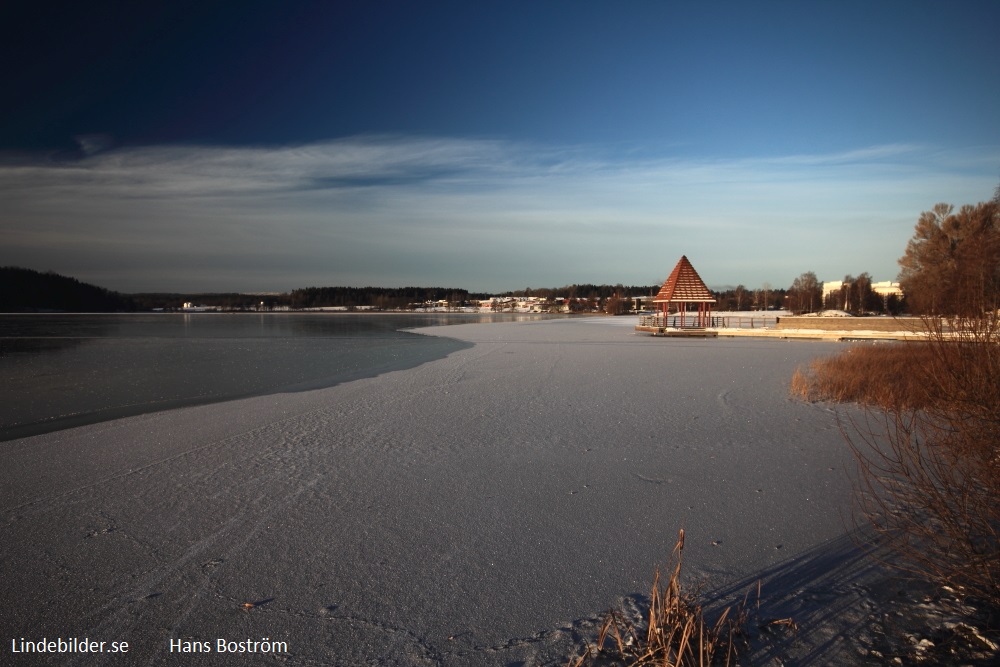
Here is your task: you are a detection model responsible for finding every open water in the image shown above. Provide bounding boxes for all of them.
[0,312,548,442]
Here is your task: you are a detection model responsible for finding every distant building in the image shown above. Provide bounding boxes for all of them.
[629,295,654,313]
[871,281,903,299]
[822,280,902,299]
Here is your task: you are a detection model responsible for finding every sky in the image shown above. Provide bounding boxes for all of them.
[1,0,999,294]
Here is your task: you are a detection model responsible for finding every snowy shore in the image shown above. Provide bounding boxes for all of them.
[1,317,969,665]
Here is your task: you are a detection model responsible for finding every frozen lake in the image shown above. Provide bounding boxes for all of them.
[1,316,866,665]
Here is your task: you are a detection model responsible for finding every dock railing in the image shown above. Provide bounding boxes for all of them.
[638,314,778,329]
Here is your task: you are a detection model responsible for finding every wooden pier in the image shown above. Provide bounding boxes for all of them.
[635,325,719,337]
[635,314,933,342]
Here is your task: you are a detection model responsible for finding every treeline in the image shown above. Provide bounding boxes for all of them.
[288,286,473,310]
[0,269,918,316]
[286,283,794,312]
[502,284,793,312]
[501,284,657,300]
[0,267,888,315]
[713,285,787,311]
[0,266,135,312]
[129,292,284,311]
[129,288,474,311]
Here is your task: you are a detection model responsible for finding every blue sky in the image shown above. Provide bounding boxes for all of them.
[2,1,998,293]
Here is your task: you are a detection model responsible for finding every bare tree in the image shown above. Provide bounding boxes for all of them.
[838,272,876,314]
[853,272,877,313]
[840,275,854,312]
[788,272,821,314]
[603,293,625,315]
[734,284,746,311]
[898,201,1000,315]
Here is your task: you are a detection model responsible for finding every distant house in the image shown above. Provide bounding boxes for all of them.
[181,302,213,312]
[629,295,654,313]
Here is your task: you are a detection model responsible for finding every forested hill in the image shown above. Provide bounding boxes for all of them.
[288,286,471,310]
[0,267,135,312]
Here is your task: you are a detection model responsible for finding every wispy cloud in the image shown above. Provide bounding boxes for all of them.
[1,136,997,292]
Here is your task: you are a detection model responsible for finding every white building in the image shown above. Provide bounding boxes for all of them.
[871,281,903,298]
[822,280,902,299]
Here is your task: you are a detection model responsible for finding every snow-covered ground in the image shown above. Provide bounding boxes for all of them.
[1,317,994,665]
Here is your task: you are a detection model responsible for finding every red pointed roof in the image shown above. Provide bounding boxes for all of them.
[653,256,716,303]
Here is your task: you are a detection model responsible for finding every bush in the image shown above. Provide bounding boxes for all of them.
[789,343,934,411]
[792,316,1000,610]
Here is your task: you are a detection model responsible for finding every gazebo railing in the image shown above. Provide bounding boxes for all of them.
[639,315,778,329]
[639,314,717,329]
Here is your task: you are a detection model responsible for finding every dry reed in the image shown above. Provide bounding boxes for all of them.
[569,530,754,667]
[789,342,934,411]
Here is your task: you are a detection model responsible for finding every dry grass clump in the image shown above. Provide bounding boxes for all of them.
[791,321,1000,611]
[570,530,757,666]
[789,342,934,411]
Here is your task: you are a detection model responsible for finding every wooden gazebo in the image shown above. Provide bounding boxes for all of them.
[652,255,716,328]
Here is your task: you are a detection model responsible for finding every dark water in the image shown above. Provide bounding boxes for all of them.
[0,313,547,442]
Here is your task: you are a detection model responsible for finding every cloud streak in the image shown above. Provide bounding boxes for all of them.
[1,136,997,292]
